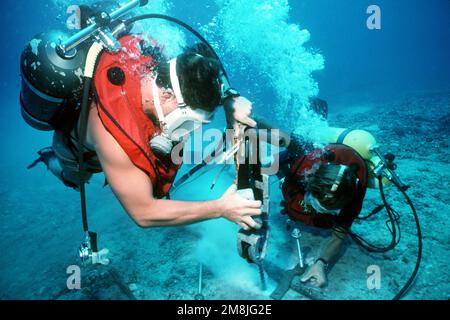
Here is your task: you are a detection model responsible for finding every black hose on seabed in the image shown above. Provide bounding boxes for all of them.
[343,177,422,300]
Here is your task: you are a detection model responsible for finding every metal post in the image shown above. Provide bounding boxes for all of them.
[291,228,304,268]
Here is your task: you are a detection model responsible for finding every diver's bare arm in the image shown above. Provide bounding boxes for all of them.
[88,108,260,228]
[92,130,224,227]
[86,105,222,227]
[317,227,347,265]
[100,149,261,228]
[98,146,260,228]
[109,170,224,228]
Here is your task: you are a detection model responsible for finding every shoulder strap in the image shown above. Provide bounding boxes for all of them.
[337,128,354,144]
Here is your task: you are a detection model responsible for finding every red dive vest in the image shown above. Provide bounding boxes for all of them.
[282,144,368,228]
[94,35,180,198]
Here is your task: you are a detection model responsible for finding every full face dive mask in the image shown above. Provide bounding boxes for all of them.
[149,57,213,158]
[304,165,350,215]
[304,192,341,215]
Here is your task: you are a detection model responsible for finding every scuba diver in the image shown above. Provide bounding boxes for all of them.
[255,113,413,291]
[268,109,421,301]
[21,1,262,232]
[76,38,262,228]
[279,141,369,288]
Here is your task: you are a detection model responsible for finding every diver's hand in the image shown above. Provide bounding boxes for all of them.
[218,184,262,230]
[224,96,257,129]
[300,261,328,288]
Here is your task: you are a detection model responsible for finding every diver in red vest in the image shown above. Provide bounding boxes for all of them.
[279,143,368,288]
[255,113,378,288]
[36,35,262,230]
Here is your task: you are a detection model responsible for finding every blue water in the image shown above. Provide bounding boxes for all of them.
[0,0,449,300]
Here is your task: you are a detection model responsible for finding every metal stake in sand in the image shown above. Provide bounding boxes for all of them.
[291,228,304,268]
[258,262,267,291]
[194,263,205,300]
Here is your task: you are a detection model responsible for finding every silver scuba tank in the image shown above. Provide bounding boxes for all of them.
[20,30,88,131]
[19,1,131,131]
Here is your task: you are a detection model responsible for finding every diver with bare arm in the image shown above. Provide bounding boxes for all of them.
[24,31,262,230]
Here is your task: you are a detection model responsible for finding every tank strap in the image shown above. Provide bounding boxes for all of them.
[337,128,354,144]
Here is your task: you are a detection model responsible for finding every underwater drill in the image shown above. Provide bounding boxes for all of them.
[234,131,271,291]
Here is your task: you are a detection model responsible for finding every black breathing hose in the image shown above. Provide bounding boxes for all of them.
[391,178,422,300]
[77,77,93,233]
[342,176,422,299]
[346,177,401,253]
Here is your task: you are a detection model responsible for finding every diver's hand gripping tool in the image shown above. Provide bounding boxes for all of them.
[236,186,270,264]
[234,128,270,290]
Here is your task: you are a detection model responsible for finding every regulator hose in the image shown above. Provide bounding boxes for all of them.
[78,77,92,233]
[391,178,422,300]
[78,42,104,236]
[348,177,401,253]
[342,176,422,300]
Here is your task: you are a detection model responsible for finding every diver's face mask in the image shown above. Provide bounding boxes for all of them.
[303,164,356,215]
[304,192,341,215]
[149,57,214,158]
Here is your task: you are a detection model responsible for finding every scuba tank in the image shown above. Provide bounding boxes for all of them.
[20,31,87,131]
[19,1,132,132]
[315,127,400,188]
[317,127,377,160]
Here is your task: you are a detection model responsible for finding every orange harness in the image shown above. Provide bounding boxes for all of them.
[93,35,180,198]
